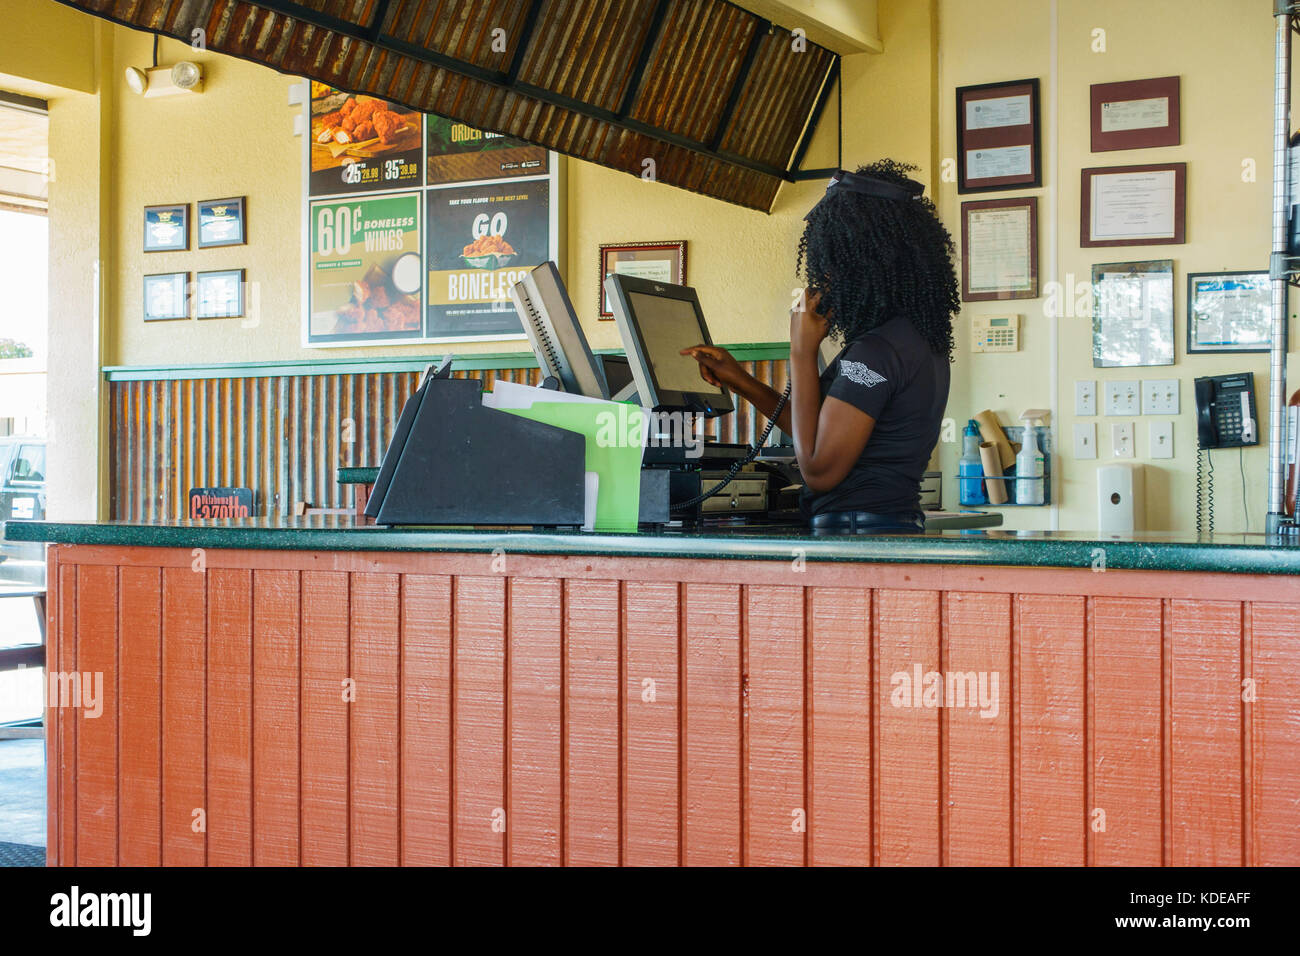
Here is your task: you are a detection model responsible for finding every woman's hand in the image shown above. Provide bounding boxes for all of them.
[680,344,747,390]
[790,288,829,359]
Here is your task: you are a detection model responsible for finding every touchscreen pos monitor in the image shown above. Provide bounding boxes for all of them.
[509,261,609,399]
[603,273,735,417]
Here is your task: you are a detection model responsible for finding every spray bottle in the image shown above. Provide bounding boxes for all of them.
[1016,411,1046,505]
[959,419,987,506]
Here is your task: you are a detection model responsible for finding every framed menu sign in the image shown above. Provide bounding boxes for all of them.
[302,89,559,346]
[308,82,423,196]
[956,78,1041,193]
[425,179,553,339]
[1091,76,1180,152]
[426,116,549,186]
[307,192,424,345]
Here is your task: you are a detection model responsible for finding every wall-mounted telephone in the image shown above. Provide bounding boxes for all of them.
[1195,373,1258,449]
[971,314,1020,353]
[1194,373,1258,534]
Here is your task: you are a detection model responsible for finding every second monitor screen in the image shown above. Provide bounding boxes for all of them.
[626,291,723,396]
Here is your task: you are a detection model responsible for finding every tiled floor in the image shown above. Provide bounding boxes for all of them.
[0,738,45,861]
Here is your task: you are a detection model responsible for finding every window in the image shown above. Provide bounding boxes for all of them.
[9,443,44,483]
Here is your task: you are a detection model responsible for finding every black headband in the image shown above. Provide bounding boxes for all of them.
[804,168,925,220]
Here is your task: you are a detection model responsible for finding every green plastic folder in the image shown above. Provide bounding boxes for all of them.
[501,401,646,532]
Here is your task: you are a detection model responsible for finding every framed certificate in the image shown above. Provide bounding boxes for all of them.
[1091,259,1175,368]
[143,203,188,252]
[196,269,245,319]
[143,272,189,321]
[956,78,1041,193]
[197,196,246,248]
[598,240,686,318]
[1187,270,1272,354]
[1091,76,1180,152]
[1081,163,1186,247]
[961,197,1037,301]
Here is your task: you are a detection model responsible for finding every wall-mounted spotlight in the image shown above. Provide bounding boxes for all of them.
[170,61,203,92]
[124,66,148,95]
[124,35,204,97]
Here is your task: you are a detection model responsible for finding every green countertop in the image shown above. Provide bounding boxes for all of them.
[6,515,1300,574]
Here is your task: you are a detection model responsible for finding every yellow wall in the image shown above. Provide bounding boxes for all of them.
[938,0,1289,534]
[0,0,95,97]
[42,12,112,520]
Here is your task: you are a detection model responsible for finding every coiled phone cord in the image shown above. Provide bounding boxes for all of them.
[671,382,792,512]
[1196,447,1215,535]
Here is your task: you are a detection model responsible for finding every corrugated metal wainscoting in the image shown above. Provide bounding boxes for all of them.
[109,360,789,520]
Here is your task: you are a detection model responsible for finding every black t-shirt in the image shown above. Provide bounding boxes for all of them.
[800,317,950,517]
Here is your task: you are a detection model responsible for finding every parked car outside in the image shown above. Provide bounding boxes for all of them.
[0,437,46,579]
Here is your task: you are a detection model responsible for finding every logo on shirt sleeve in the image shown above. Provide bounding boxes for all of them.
[839,359,887,388]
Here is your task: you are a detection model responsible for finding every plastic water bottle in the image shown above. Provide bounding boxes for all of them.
[959,420,987,506]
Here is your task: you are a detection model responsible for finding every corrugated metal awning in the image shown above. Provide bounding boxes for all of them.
[57,0,840,212]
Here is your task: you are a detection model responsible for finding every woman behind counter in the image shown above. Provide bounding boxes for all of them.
[683,159,960,533]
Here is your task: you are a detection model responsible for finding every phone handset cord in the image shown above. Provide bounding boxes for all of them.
[672,382,792,512]
[1196,447,1215,535]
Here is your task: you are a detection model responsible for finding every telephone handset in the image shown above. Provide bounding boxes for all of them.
[1195,373,1258,449]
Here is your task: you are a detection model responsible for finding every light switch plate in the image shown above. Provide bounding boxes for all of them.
[1073,422,1097,459]
[1075,380,1096,416]
[1111,422,1134,458]
[1150,420,1174,458]
[1142,379,1180,416]
[1105,380,1140,417]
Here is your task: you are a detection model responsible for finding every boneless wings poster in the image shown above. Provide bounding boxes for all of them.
[304,84,555,347]
[425,180,551,338]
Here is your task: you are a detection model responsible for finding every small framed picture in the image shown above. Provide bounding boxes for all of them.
[1187,271,1272,354]
[195,269,245,319]
[143,203,189,252]
[197,196,246,248]
[961,196,1038,301]
[1091,259,1175,368]
[1090,76,1180,152]
[598,241,686,318]
[143,272,189,321]
[1081,163,1186,247]
[955,78,1041,193]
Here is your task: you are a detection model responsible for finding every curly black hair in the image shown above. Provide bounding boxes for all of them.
[797,159,959,359]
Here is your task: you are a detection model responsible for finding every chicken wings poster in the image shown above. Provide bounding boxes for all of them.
[309,83,423,196]
[425,180,551,338]
[307,192,423,344]
[303,83,556,345]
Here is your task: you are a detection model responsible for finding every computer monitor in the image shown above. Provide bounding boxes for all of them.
[603,273,735,417]
[509,261,609,399]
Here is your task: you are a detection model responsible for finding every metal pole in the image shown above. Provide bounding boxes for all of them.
[1267,3,1292,535]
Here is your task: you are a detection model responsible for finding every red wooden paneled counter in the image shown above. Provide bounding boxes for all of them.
[10,517,1300,867]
